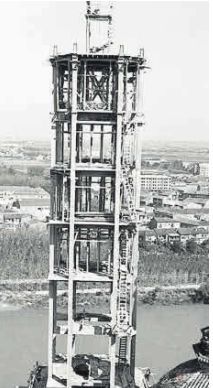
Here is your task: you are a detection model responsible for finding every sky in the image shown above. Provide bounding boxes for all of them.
[0,1,209,142]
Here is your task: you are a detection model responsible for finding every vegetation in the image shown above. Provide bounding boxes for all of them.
[0,165,50,190]
[186,239,197,253]
[148,218,157,229]
[171,241,183,253]
[0,228,208,287]
[138,243,209,286]
[0,228,49,279]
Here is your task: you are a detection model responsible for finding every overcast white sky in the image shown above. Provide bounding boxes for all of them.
[0,1,208,142]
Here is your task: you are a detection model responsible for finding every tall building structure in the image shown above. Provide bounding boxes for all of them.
[47,2,147,387]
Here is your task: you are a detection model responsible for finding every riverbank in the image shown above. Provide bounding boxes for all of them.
[0,279,208,308]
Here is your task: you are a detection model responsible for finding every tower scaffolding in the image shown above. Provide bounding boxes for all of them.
[47,3,148,388]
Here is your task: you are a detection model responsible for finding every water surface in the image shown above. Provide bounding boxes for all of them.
[0,304,208,388]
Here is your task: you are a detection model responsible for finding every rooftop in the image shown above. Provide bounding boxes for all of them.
[2,213,22,220]
[141,174,171,179]
[177,228,196,235]
[20,198,50,207]
[155,217,180,223]
[139,229,156,237]
[183,198,208,205]
[195,228,208,235]
[0,186,49,196]
[155,228,178,236]
[177,217,200,226]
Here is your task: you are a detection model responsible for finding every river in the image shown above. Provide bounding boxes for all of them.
[0,304,208,388]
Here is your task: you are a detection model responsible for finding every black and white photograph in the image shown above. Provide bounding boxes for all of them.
[0,1,209,388]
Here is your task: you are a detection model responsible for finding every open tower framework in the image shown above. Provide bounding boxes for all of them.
[47,5,146,388]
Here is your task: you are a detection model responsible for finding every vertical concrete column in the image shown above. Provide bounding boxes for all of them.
[62,175,66,222]
[56,123,64,164]
[49,225,55,276]
[51,62,58,170]
[129,60,144,377]
[67,54,78,388]
[50,124,56,168]
[53,62,58,112]
[135,61,144,207]
[48,280,57,382]
[110,55,124,388]
[48,61,58,385]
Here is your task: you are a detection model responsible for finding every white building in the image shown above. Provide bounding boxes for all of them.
[199,163,209,177]
[141,174,171,191]
[0,186,49,200]
[154,217,180,229]
[20,198,50,221]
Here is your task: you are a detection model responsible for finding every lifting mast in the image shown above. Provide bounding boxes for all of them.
[85,1,113,53]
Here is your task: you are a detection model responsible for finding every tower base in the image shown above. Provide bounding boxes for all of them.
[17,357,152,388]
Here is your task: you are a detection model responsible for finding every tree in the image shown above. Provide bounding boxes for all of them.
[186,239,197,253]
[12,199,20,209]
[172,159,184,170]
[171,241,182,253]
[201,239,209,251]
[148,218,157,230]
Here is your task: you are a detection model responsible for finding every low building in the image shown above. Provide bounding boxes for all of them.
[138,206,154,227]
[177,228,196,245]
[174,214,200,228]
[153,197,183,209]
[0,186,49,200]
[152,195,164,207]
[154,228,168,244]
[154,228,179,245]
[153,217,180,229]
[182,186,209,200]
[182,198,208,209]
[139,226,208,247]
[155,207,209,221]
[168,232,180,244]
[140,191,153,206]
[198,220,209,231]
[194,228,208,244]
[139,230,157,245]
[1,212,22,229]
[141,174,171,192]
[20,198,50,221]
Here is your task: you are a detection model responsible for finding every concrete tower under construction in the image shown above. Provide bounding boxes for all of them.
[47,2,146,387]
